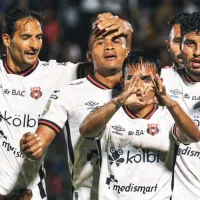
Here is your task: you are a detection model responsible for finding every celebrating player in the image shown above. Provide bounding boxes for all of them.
[165,13,190,69]
[0,8,130,200]
[162,12,200,199]
[79,51,200,200]
[19,13,133,200]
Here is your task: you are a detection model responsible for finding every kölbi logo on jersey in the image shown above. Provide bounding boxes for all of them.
[30,87,42,100]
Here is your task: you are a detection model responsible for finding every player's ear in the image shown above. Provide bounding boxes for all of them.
[2,33,11,47]
[87,51,93,61]
[165,40,170,52]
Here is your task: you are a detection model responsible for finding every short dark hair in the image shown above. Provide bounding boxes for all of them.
[122,51,161,79]
[168,13,190,31]
[3,8,44,37]
[181,12,200,36]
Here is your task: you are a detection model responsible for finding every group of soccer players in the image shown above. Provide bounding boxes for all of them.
[1,6,200,200]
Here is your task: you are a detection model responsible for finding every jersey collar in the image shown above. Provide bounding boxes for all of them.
[182,69,199,83]
[87,73,122,90]
[3,56,39,76]
[123,104,158,120]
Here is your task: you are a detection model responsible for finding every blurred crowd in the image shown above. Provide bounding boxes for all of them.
[0,0,200,199]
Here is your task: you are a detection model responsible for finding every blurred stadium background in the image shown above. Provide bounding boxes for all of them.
[0,0,200,199]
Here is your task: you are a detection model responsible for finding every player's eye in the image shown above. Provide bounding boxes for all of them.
[142,76,151,83]
[127,75,132,80]
[185,40,195,47]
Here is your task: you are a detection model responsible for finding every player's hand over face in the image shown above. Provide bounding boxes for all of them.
[124,74,157,107]
[0,189,32,200]
[92,12,133,38]
[150,73,174,107]
[20,132,44,160]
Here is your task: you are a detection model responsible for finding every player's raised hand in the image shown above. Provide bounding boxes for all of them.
[20,132,43,160]
[92,12,133,38]
[150,72,175,107]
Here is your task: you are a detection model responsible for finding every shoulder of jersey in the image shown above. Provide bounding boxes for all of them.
[67,77,90,88]
[161,67,179,83]
[39,59,78,68]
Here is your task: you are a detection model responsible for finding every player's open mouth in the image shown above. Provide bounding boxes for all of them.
[104,53,117,60]
[191,59,200,68]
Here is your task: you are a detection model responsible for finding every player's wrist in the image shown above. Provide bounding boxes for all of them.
[166,100,178,109]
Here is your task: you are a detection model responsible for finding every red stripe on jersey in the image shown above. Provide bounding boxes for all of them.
[87,74,110,89]
[145,105,158,119]
[21,60,39,76]
[124,104,158,119]
[184,70,198,83]
[39,120,60,134]
[3,57,39,76]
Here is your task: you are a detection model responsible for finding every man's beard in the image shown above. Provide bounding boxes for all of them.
[171,52,183,69]
[185,64,200,76]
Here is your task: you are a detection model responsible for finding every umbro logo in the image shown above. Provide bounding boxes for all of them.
[111,125,125,132]
[69,81,83,85]
[85,101,99,106]
[111,125,125,136]
[170,89,182,95]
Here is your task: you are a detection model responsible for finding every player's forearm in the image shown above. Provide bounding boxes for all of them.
[168,101,200,143]
[80,97,122,138]
[35,125,56,153]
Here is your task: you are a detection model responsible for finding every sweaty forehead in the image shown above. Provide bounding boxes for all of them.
[15,17,41,32]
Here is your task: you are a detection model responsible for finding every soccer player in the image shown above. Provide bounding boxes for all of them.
[19,13,133,200]
[165,13,190,69]
[79,51,200,200]
[0,8,129,200]
[161,12,200,199]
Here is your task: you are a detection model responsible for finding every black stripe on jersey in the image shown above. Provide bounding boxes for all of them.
[170,143,179,199]
[65,120,75,178]
[38,119,61,134]
[96,139,102,167]
[86,73,110,90]
[38,166,47,198]
[3,56,39,76]
[123,104,158,119]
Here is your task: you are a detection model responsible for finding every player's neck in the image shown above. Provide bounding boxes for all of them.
[127,104,155,118]
[186,72,200,82]
[94,71,121,89]
[6,55,33,73]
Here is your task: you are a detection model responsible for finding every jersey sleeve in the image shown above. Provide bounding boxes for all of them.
[38,85,73,134]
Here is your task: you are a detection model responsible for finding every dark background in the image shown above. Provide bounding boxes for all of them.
[0,0,200,199]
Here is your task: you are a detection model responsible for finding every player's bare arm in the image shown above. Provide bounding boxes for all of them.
[92,12,133,49]
[151,72,200,144]
[20,126,56,160]
[80,74,150,138]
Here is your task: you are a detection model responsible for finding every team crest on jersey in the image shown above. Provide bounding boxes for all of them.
[108,147,124,167]
[30,87,42,100]
[147,124,159,136]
